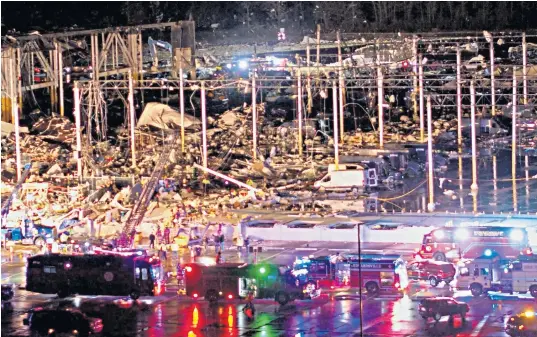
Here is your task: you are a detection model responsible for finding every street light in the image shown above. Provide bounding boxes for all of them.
[357,222,363,337]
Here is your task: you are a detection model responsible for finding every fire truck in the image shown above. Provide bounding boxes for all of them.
[26,253,164,299]
[455,254,537,298]
[416,226,532,262]
[182,262,320,306]
[291,254,409,295]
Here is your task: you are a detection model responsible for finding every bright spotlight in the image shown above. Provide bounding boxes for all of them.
[238,60,248,70]
[484,249,493,257]
[510,229,524,241]
[455,228,469,240]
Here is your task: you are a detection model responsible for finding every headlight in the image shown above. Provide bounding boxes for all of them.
[238,60,248,70]
[510,229,524,241]
[455,228,469,240]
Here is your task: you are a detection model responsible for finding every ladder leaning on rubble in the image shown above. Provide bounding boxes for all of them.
[1,163,32,220]
[119,141,172,247]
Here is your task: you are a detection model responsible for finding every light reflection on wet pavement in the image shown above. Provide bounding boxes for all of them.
[3,283,536,337]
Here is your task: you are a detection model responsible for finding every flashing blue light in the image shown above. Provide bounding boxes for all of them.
[484,249,493,257]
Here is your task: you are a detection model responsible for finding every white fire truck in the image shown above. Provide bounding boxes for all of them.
[455,254,537,298]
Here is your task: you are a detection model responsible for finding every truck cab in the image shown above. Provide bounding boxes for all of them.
[455,255,502,296]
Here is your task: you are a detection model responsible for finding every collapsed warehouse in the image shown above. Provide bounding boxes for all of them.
[1,23,537,242]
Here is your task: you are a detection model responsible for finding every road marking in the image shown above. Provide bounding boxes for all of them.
[470,314,490,337]
[1,271,25,282]
[258,249,291,263]
[295,248,317,251]
[262,247,286,251]
[360,314,388,331]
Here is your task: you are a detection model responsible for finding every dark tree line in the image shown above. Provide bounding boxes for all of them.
[3,2,537,34]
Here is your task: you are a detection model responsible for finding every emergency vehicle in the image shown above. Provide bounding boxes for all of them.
[292,254,409,295]
[416,226,532,262]
[181,262,320,306]
[26,253,164,299]
[455,254,537,298]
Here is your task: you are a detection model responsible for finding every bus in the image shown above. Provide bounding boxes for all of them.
[292,254,409,295]
[26,254,164,299]
[416,226,532,262]
[182,262,320,306]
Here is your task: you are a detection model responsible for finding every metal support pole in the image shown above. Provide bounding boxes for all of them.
[412,36,418,122]
[128,70,136,167]
[511,67,517,185]
[357,224,363,337]
[492,154,497,206]
[418,55,424,142]
[252,71,257,160]
[58,44,64,116]
[73,82,82,179]
[456,45,462,151]
[297,66,303,156]
[523,33,528,105]
[377,66,384,148]
[316,24,320,65]
[470,81,478,191]
[201,82,208,169]
[458,156,464,209]
[426,96,435,212]
[13,101,22,181]
[512,70,517,211]
[16,48,22,110]
[525,155,530,207]
[179,67,185,153]
[49,49,57,112]
[332,80,339,170]
[306,43,312,115]
[9,52,21,179]
[490,39,495,115]
[337,32,344,143]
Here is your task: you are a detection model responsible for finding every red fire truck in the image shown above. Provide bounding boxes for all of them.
[292,254,409,295]
[416,226,532,262]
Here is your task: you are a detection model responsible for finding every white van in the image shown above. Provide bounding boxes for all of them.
[314,166,378,193]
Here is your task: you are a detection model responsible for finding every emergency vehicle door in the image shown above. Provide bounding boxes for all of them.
[472,264,491,287]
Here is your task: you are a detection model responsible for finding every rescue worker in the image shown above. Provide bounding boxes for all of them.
[243,281,256,318]
[149,233,156,249]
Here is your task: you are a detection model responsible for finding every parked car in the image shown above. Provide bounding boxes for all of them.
[418,297,469,322]
[407,260,456,287]
[505,310,537,337]
[23,307,103,337]
[1,284,14,301]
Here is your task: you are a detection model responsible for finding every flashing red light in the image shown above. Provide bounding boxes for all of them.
[425,246,432,252]
[395,282,400,289]
[64,262,72,270]
[185,266,193,273]
[526,249,532,255]
[227,294,233,299]
[519,325,525,330]
[193,293,198,298]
